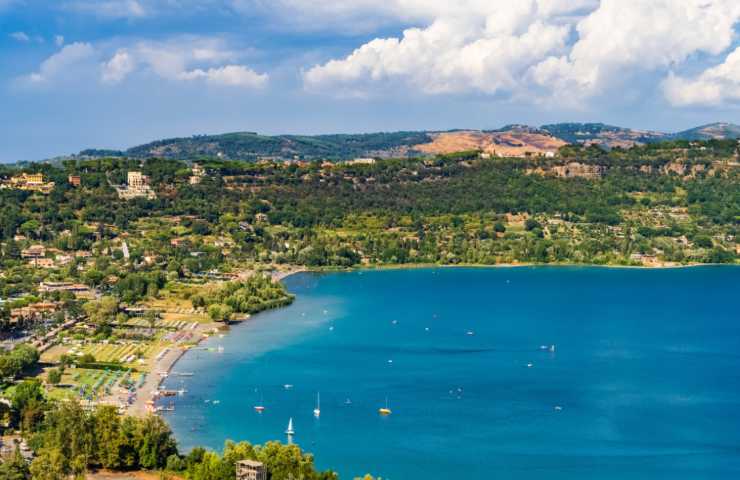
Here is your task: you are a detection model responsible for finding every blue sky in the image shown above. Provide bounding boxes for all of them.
[2,0,740,162]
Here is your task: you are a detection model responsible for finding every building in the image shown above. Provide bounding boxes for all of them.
[128,171,146,188]
[236,460,266,480]
[38,281,95,298]
[68,175,81,187]
[21,245,46,259]
[28,258,55,269]
[345,157,376,165]
[116,171,156,200]
[189,164,206,185]
[10,302,60,323]
[1,173,55,194]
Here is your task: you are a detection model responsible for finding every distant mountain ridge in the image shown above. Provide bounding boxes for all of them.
[78,122,740,161]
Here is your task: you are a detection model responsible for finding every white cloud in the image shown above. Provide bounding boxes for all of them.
[55,35,65,47]
[531,0,740,99]
[300,0,740,106]
[235,0,599,32]
[101,49,136,84]
[302,0,589,97]
[64,0,147,19]
[115,37,267,88]
[26,42,96,84]
[10,31,30,42]
[22,36,268,90]
[178,65,268,88]
[663,47,740,106]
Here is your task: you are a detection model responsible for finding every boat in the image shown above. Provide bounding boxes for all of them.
[284,384,293,390]
[285,417,295,435]
[378,397,392,415]
[466,330,475,336]
[344,398,352,405]
[313,392,321,418]
[254,391,265,413]
[549,344,556,352]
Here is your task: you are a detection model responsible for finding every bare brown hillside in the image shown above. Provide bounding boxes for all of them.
[413,130,566,157]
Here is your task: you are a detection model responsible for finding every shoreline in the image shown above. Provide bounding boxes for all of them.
[145,261,737,417]
[129,322,219,417]
[133,268,305,416]
[302,261,737,275]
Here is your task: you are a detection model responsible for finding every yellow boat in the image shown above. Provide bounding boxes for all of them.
[379,397,392,415]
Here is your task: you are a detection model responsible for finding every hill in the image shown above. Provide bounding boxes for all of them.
[76,122,740,161]
[540,123,668,148]
[85,131,432,161]
[672,122,740,140]
[412,127,566,157]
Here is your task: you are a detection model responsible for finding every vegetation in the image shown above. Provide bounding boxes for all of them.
[0,345,39,380]
[190,275,295,322]
[96,130,433,161]
[0,137,737,478]
[2,396,336,480]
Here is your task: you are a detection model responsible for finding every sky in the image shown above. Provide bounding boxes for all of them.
[2,0,740,162]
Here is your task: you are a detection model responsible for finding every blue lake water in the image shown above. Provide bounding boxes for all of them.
[163,267,740,479]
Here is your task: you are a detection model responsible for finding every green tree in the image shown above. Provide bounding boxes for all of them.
[0,448,30,480]
[47,368,62,385]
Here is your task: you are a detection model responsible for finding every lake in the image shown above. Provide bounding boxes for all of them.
[162,266,740,479]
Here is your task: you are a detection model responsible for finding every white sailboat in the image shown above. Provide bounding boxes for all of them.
[285,417,295,435]
[254,390,265,413]
[379,397,392,415]
[313,393,321,418]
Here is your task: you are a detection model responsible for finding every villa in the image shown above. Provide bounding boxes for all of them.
[10,301,60,323]
[1,173,55,194]
[189,163,206,184]
[20,245,46,259]
[116,171,157,200]
[236,460,266,480]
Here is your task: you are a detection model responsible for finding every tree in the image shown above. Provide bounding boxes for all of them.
[47,368,62,385]
[208,304,233,323]
[525,219,542,231]
[135,415,177,469]
[29,448,66,480]
[93,406,125,470]
[11,379,44,413]
[0,448,30,480]
[83,296,119,328]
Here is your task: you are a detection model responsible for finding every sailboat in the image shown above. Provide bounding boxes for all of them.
[313,393,321,418]
[285,418,295,435]
[378,397,392,415]
[254,390,265,413]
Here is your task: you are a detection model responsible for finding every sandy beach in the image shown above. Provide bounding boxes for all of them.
[126,267,304,417]
[128,322,218,417]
